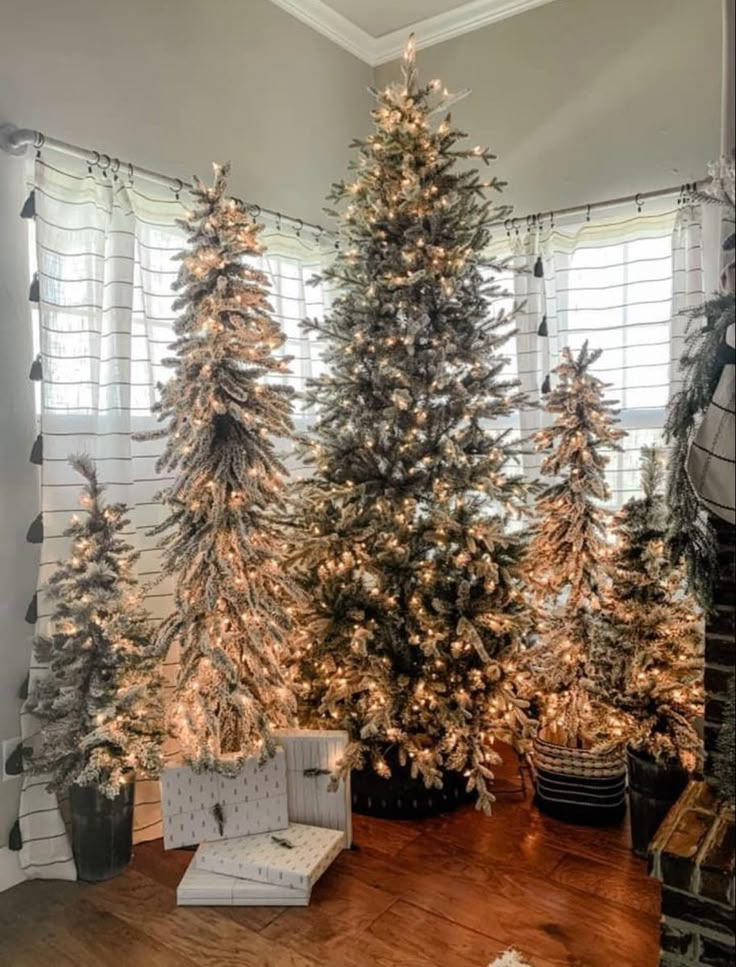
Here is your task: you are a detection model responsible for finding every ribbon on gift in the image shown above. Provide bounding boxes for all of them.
[212,802,225,836]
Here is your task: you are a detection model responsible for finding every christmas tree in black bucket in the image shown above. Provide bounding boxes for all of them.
[291,37,533,817]
[27,456,165,880]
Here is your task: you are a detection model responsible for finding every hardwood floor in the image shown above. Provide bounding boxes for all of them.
[0,748,660,967]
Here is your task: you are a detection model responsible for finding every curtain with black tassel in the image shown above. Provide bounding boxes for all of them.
[510,225,553,480]
[13,182,77,881]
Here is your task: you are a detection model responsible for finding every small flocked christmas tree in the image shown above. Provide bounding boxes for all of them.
[27,456,164,798]
[292,38,532,813]
[523,342,625,743]
[589,447,704,770]
[142,164,297,774]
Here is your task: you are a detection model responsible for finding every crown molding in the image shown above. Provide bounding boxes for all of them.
[267,0,558,67]
[373,0,558,65]
[267,0,372,63]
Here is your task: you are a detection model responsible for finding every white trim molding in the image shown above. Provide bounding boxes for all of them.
[268,0,559,66]
[0,847,25,894]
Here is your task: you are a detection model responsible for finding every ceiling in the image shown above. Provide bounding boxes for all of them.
[268,0,558,66]
[322,1,473,38]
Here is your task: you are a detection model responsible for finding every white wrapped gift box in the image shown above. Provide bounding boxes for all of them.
[277,729,352,847]
[160,749,288,850]
[177,862,309,907]
[194,822,344,892]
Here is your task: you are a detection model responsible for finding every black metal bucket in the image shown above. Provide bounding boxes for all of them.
[70,781,135,882]
[351,746,473,819]
[627,747,688,858]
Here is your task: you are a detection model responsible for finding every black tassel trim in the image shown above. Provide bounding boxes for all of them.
[28,273,40,304]
[541,374,552,395]
[29,434,43,465]
[24,592,38,624]
[5,743,25,777]
[9,819,23,852]
[29,354,43,381]
[533,255,544,278]
[18,673,30,701]
[537,315,549,338]
[20,190,36,219]
[26,513,43,544]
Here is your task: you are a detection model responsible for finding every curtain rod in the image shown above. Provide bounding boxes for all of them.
[0,123,333,241]
[1,122,706,237]
[492,180,705,232]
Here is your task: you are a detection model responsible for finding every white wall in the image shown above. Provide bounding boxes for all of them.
[0,0,725,847]
[0,0,372,848]
[376,0,723,217]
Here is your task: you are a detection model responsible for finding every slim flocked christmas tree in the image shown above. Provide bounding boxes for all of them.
[27,456,164,798]
[292,38,532,813]
[143,164,297,773]
[589,447,703,770]
[523,342,625,743]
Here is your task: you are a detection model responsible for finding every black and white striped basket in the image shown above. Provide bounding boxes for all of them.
[532,733,627,826]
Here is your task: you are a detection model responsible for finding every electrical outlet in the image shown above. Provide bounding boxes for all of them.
[2,737,23,780]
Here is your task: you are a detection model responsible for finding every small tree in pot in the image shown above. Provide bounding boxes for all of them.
[27,456,165,881]
[522,343,628,824]
[589,447,704,856]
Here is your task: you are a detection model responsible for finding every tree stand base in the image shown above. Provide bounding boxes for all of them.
[351,754,473,819]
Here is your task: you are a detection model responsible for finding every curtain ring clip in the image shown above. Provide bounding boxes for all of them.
[127,162,134,185]
[585,204,592,222]
[170,178,184,201]
[635,192,644,213]
[295,218,303,237]
[110,158,120,182]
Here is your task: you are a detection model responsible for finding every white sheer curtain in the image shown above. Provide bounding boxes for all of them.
[18,153,331,880]
[489,199,704,503]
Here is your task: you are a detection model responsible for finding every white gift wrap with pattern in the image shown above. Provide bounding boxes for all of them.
[160,749,288,849]
[177,861,309,906]
[276,729,352,847]
[194,822,344,891]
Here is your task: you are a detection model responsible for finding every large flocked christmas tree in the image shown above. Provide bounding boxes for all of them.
[27,456,164,798]
[523,343,625,743]
[589,447,703,770]
[292,38,532,813]
[142,164,297,774]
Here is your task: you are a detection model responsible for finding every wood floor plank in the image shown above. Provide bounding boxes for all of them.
[86,868,319,967]
[260,866,398,964]
[333,839,659,967]
[367,898,550,967]
[549,851,661,919]
[350,813,424,858]
[0,771,660,967]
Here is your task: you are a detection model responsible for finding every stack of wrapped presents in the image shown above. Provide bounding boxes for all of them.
[160,729,352,906]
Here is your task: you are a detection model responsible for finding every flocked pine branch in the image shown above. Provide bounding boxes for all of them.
[521,342,626,744]
[27,456,165,798]
[289,37,533,814]
[140,163,298,774]
[665,154,735,608]
[588,447,704,770]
